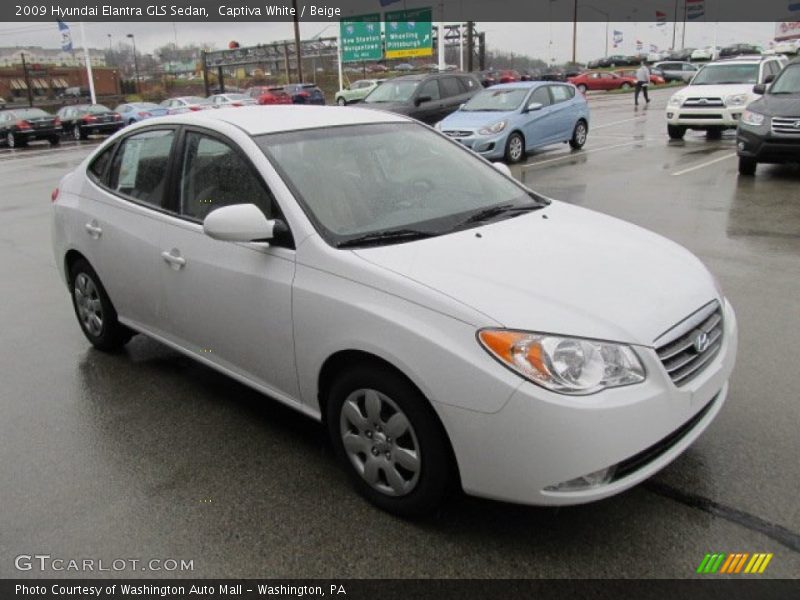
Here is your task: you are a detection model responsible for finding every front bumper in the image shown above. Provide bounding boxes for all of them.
[737,125,800,163]
[442,130,507,160]
[666,106,744,128]
[437,298,738,506]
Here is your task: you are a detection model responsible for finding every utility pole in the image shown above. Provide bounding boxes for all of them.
[572,0,578,64]
[127,33,140,95]
[681,0,687,49]
[672,0,678,49]
[466,21,474,72]
[20,52,33,107]
[292,0,303,82]
[201,50,210,97]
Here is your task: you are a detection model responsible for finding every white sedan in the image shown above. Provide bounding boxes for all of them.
[208,93,258,108]
[51,106,737,516]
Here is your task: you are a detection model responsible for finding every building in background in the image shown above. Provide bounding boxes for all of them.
[0,46,106,68]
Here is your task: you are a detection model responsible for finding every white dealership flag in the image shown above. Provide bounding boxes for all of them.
[58,20,73,52]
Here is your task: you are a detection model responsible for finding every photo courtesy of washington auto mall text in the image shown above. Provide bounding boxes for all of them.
[1,0,800,598]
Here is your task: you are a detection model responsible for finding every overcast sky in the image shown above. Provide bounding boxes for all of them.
[0,21,779,63]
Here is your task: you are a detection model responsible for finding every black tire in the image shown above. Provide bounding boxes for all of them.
[620,82,632,90]
[337,97,347,106]
[569,119,588,150]
[326,363,454,517]
[738,156,757,176]
[49,136,60,146]
[69,258,133,352]
[73,124,86,141]
[504,131,525,164]
[577,83,587,94]
[668,125,686,140]
[706,127,723,140]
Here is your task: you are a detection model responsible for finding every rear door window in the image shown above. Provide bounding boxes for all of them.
[107,129,175,208]
[440,77,462,98]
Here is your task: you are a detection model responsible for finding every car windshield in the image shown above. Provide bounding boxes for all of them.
[257,122,545,246]
[12,108,49,118]
[691,63,759,85]
[461,88,529,112]
[769,64,800,94]
[364,81,419,103]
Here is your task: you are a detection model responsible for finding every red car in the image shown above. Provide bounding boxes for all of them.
[615,69,666,86]
[497,69,521,83]
[567,71,637,93]
[246,86,293,105]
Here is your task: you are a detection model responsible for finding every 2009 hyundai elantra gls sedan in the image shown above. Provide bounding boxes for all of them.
[51,106,737,516]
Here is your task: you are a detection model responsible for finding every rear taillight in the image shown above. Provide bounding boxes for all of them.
[83,115,97,122]
[189,106,201,111]
[112,113,122,120]
[51,188,59,203]
[16,120,31,129]
[54,117,62,126]
[298,91,310,98]
[232,102,242,107]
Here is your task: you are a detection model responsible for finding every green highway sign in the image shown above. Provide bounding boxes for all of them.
[385,7,433,59]
[340,14,383,63]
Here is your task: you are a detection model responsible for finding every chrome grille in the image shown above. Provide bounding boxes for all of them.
[682,97,724,107]
[771,117,800,135]
[443,130,472,138]
[655,301,723,386]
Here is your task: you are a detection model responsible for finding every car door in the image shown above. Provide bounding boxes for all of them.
[412,78,445,124]
[158,127,299,399]
[520,85,559,148]
[547,85,579,141]
[78,128,176,332]
[439,76,465,118]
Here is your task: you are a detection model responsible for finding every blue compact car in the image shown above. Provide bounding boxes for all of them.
[436,81,590,163]
[113,102,169,126]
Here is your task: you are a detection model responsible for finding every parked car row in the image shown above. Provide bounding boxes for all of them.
[663,54,800,175]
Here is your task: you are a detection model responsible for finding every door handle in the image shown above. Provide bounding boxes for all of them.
[161,250,186,270]
[84,221,102,238]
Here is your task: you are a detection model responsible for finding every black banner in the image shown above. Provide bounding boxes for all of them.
[3,0,800,23]
[3,579,800,600]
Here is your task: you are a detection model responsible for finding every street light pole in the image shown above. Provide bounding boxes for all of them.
[572,0,578,63]
[127,33,140,94]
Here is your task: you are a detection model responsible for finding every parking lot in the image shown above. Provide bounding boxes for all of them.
[1,87,799,578]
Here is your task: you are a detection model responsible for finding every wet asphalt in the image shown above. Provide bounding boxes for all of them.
[1,88,799,579]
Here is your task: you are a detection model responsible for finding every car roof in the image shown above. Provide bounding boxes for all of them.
[490,81,550,89]
[159,105,410,135]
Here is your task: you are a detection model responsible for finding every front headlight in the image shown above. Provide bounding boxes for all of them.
[725,93,749,107]
[478,120,507,135]
[667,94,685,107]
[741,109,766,126]
[478,329,646,395]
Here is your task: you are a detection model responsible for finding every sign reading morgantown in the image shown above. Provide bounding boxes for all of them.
[340,13,383,63]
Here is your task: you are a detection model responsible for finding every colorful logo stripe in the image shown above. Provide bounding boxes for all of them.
[696,553,773,574]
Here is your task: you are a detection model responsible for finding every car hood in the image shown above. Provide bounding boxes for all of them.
[749,93,800,116]
[440,109,517,130]
[352,202,718,346]
[680,83,756,98]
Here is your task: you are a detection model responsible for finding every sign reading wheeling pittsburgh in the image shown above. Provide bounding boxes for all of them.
[340,13,383,63]
[385,7,433,59]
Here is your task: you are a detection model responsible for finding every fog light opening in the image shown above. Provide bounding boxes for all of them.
[544,466,617,492]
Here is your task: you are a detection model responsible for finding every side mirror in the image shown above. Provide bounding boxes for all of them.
[764,74,775,84]
[492,162,512,177]
[525,102,543,112]
[415,95,433,106]
[752,83,766,95]
[203,204,276,243]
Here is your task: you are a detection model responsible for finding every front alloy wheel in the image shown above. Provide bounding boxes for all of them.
[340,389,421,497]
[505,132,525,163]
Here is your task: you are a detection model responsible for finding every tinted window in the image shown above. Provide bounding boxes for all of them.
[179,132,277,221]
[529,86,551,106]
[550,85,572,103]
[418,79,441,101]
[440,77,462,98]
[108,130,175,208]
[459,76,479,92]
[88,144,115,184]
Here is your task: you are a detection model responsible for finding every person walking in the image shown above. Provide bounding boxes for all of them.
[635,61,651,106]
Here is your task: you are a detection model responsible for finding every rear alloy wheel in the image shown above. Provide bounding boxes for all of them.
[577,83,588,94]
[504,132,525,163]
[569,120,588,150]
[6,132,15,148]
[337,97,347,106]
[667,125,686,140]
[73,124,83,141]
[69,259,133,351]
[738,156,757,176]
[327,364,454,517]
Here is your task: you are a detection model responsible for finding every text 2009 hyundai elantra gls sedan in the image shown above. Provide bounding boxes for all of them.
[51,106,737,516]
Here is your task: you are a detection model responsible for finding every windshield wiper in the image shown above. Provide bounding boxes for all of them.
[337,229,436,248]
[455,203,543,228]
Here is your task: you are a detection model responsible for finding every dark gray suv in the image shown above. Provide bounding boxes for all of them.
[361,72,482,125]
